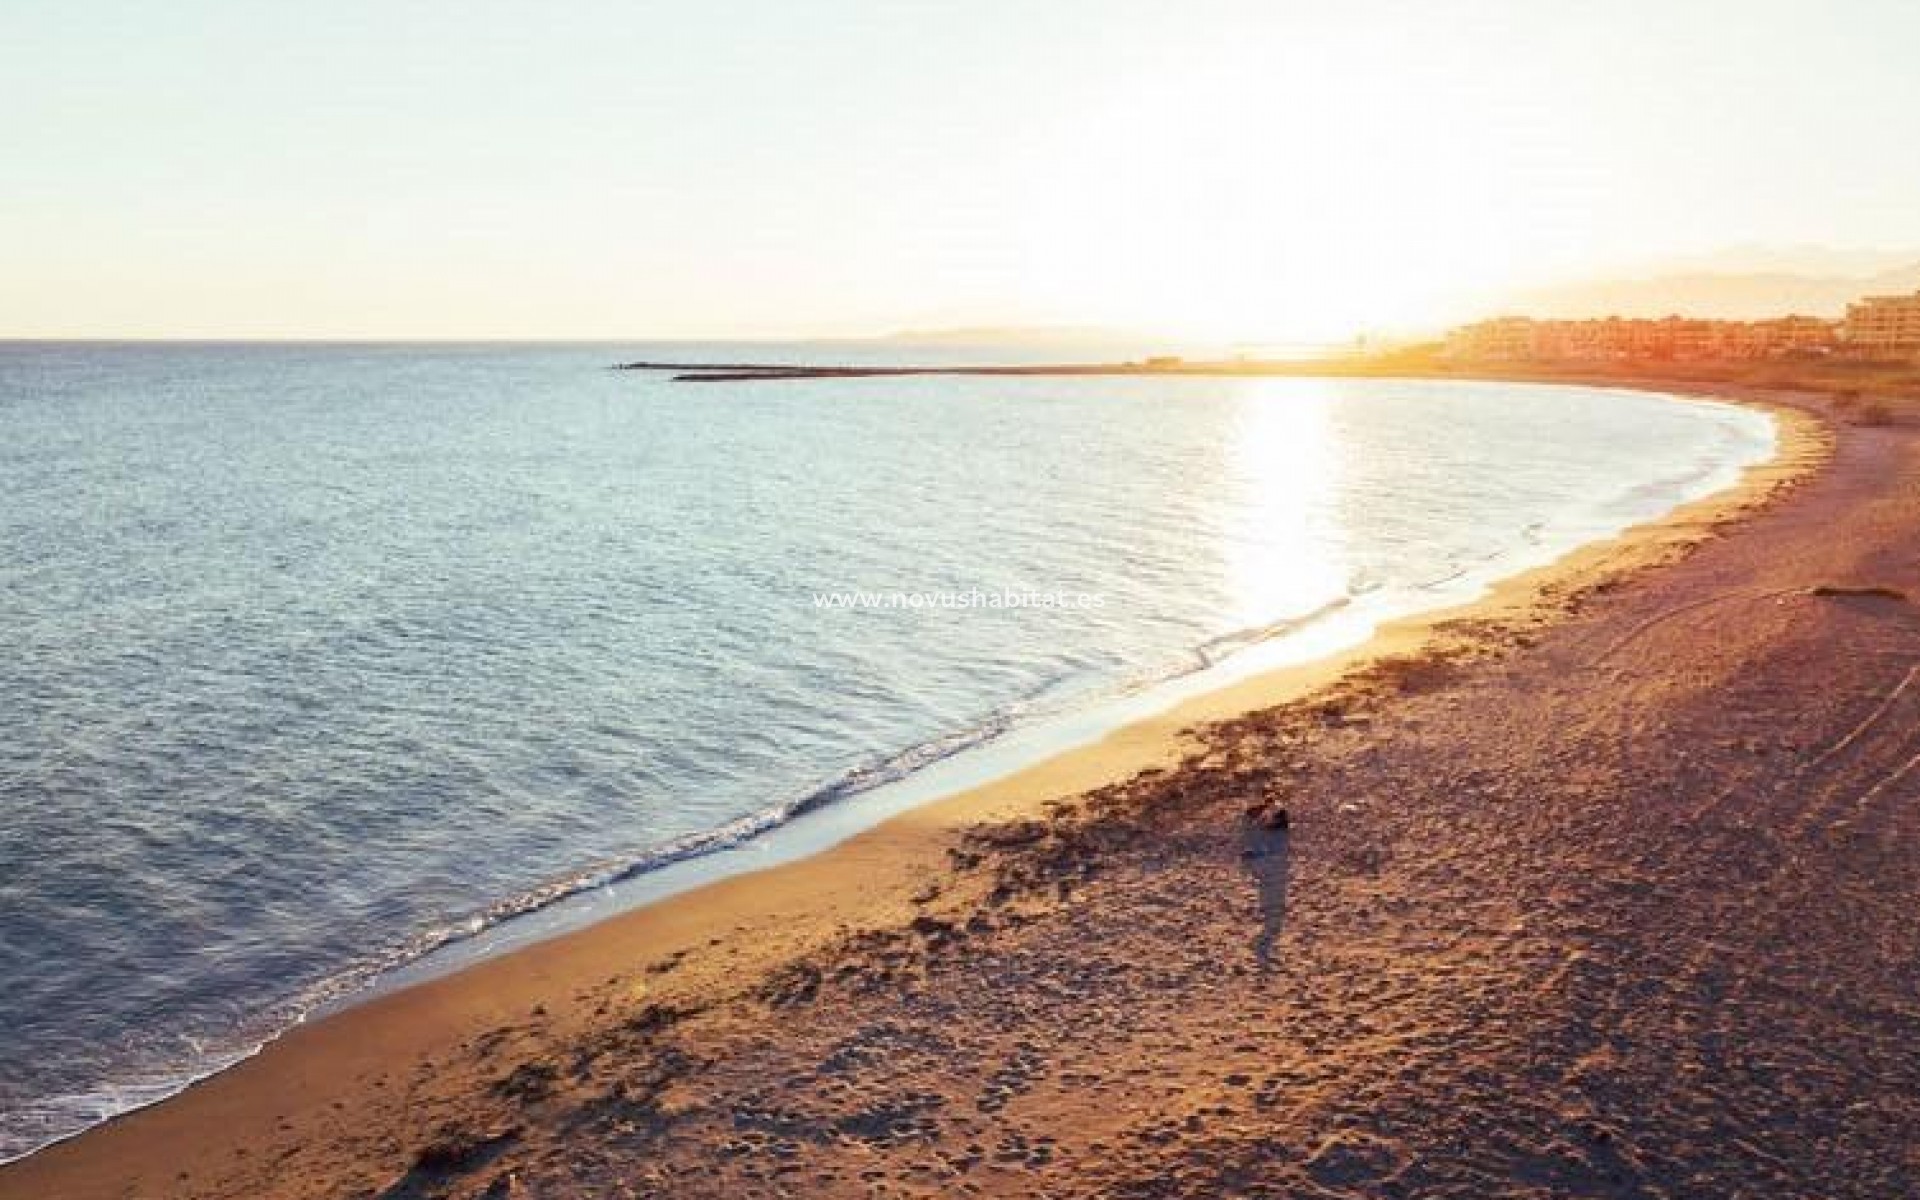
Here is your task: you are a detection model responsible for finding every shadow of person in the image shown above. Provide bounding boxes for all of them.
[1241,821,1292,970]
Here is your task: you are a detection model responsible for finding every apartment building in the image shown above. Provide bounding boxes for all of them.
[1444,314,1840,362]
[1843,291,1920,357]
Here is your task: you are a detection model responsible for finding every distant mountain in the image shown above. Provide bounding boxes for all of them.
[1640,244,1920,278]
[874,324,1153,348]
[1511,249,1920,320]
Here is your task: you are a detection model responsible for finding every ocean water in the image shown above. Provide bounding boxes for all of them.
[0,343,1773,1160]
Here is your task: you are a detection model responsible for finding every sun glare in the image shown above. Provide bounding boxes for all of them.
[1220,379,1349,624]
[1000,26,1540,345]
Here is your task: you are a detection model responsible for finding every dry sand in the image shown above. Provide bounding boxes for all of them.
[11,379,1920,1198]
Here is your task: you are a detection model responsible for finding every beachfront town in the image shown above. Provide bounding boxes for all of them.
[1443,288,1920,362]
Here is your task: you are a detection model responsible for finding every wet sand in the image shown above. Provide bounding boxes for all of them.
[12,378,1920,1198]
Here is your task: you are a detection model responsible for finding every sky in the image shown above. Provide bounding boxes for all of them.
[5,0,1919,342]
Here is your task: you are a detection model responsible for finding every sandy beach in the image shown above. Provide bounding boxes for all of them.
[14,375,1920,1199]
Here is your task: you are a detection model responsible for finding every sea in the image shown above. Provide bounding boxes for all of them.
[0,342,1775,1161]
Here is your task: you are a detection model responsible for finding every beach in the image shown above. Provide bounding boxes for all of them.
[13,376,1920,1198]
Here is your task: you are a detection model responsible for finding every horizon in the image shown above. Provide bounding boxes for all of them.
[3,253,1918,350]
[7,0,1920,342]
[0,286,1910,352]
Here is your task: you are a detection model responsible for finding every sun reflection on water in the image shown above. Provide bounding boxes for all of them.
[1219,379,1352,628]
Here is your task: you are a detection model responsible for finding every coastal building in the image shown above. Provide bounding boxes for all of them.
[1738,315,1843,358]
[1843,291,1920,357]
[1444,314,1840,363]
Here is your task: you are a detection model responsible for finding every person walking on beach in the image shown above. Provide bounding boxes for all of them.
[1241,805,1291,970]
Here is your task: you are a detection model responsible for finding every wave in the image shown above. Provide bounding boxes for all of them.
[327,587,1375,977]
[1,1052,257,1166]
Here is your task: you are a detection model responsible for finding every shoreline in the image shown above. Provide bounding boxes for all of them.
[0,382,1770,1170]
[0,379,1839,1198]
[348,378,1765,1014]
